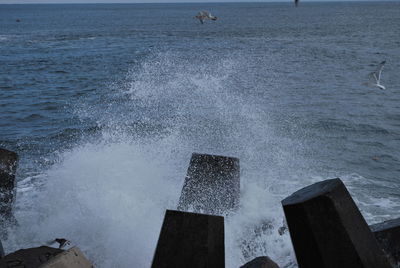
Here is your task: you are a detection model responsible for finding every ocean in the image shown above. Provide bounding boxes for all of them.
[1,1,400,267]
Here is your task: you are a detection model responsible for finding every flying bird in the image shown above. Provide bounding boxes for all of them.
[364,61,386,90]
[195,11,218,24]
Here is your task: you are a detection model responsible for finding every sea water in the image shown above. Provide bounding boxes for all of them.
[1,2,400,267]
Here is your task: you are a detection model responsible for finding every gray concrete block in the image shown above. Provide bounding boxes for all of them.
[0,239,4,258]
[40,247,94,268]
[177,153,240,215]
[240,256,280,268]
[0,148,18,228]
[151,209,224,268]
[282,178,391,268]
[0,246,63,268]
[371,218,400,267]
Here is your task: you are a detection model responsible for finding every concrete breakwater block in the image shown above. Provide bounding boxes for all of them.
[240,256,280,268]
[177,153,240,215]
[0,246,63,267]
[282,178,391,268]
[0,148,18,220]
[370,218,400,266]
[40,247,94,268]
[0,239,4,258]
[151,210,224,268]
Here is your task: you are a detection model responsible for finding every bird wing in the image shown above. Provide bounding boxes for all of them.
[201,11,211,18]
[366,71,378,85]
[366,61,385,85]
[375,60,385,83]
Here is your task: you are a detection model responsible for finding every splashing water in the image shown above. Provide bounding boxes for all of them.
[5,50,399,268]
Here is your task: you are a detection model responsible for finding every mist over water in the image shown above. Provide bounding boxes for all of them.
[1,2,400,267]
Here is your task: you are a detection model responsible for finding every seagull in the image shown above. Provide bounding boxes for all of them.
[55,238,71,249]
[364,61,386,90]
[195,11,217,24]
[45,238,71,249]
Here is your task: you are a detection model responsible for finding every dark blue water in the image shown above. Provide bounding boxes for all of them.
[1,2,400,267]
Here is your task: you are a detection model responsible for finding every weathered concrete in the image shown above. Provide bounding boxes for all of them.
[282,178,392,268]
[0,148,18,221]
[0,239,4,258]
[0,246,63,267]
[0,148,18,238]
[371,218,400,267]
[240,256,280,268]
[177,153,240,215]
[152,209,224,268]
[41,247,94,268]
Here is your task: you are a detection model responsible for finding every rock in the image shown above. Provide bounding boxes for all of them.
[370,218,400,267]
[177,153,240,215]
[0,148,18,229]
[0,246,63,267]
[240,256,280,268]
[152,209,224,268]
[40,247,94,268]
[282,178,391,268]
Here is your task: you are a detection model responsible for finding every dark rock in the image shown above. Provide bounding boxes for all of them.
[240,256,280,268]
[151,209,224,268]
[177,153,240,215]
[282,178,391,268]
[0,148,18,226]
[0,246,63,268]
[370,218,400,267]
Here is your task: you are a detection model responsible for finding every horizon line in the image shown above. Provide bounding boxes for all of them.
[0,0,392,4]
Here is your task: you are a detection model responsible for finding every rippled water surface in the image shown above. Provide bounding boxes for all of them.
[1,2,400,267]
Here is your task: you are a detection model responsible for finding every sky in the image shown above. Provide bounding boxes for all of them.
[0,0,381,4]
